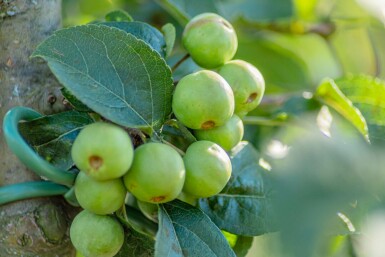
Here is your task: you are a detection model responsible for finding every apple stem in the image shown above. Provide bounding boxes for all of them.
[171,53,190,73]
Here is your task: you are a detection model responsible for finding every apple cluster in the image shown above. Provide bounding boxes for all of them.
[68,123,233,256]
[68,12,265,257]
[173,12,265,162]
[174,13,265,146]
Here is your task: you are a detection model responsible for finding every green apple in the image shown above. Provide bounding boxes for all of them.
[74,171,126,215]
[183,141,232,198]
[194,114,244,151]
[182,13,238,68]
[218,60,265,117]
[172,70,234,130]
[71,122,134,181]
[123,143,185,203]
[70,210,124,257]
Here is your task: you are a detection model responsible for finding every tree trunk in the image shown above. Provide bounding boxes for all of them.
[0,0,75,256]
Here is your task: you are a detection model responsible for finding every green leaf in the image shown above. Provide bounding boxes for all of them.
[156,0,293,23]
[32,25,173,132]
[199,142,276,236]
[221,232,254,257]
[115,228,155,257]
[235,31,310,93]
[105,10,133,22]
[334,75,385,144]
[18,111,94,170]
[331,27,377,76]
[156,200,236,257]
[266,33,342,87]
[101,21,167,58]
[315,78,370,142]
[161,23,176,58]
[161,119,197,152]
[61,88,92,112]
[233,236,254,257]
[116,205,158,238]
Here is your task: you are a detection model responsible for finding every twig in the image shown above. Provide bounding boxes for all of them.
[171,53,190,72]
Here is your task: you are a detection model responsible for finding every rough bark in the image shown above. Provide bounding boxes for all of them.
[0,0,75,256]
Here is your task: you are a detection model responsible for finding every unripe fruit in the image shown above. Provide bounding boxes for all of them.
[71,122,134,181]
[183,141,232,198]
[194,114,244,151]
[218,60,265,117]
[74,172,126,215]
[123,143,185,203]
[172,70,234,130]
[70,210,124,257]
[182,13,238,68]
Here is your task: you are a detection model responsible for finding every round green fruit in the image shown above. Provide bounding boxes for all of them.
[74,171,126,215]
[183,141,232,198]
[70,210,124,257]
[182,13,238,68]
[194,114,244,151]
[218,60,265,117]
[123,143,185,203]
[172,70,234,130]
[137,200,159,222]
[71,122,134,181]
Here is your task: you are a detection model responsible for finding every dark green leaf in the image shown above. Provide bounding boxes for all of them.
[161,119,197,152]
[156,200,236,257]
[115,228,155,257]
[105,10,133,22]
[32,25,173,132]
[101,21,167,57]
[61,87,92,112]
[233,236,254,257]
[18,111,94,170]
[334,75,385,145]
[161,23,176,58]
[315,78,369,142]
[199,142,276,236]
[116,205,158,238]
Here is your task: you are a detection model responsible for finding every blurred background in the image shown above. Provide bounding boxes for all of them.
[62,1,385,256]
[62,0,385,92]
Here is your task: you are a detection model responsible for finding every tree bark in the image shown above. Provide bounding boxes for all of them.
[0,0,75,256]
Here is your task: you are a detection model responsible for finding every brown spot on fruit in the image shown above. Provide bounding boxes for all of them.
[151,196,166,203]
[89,155,103,170]
[201,120,215,129]
[246,92,258,103]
